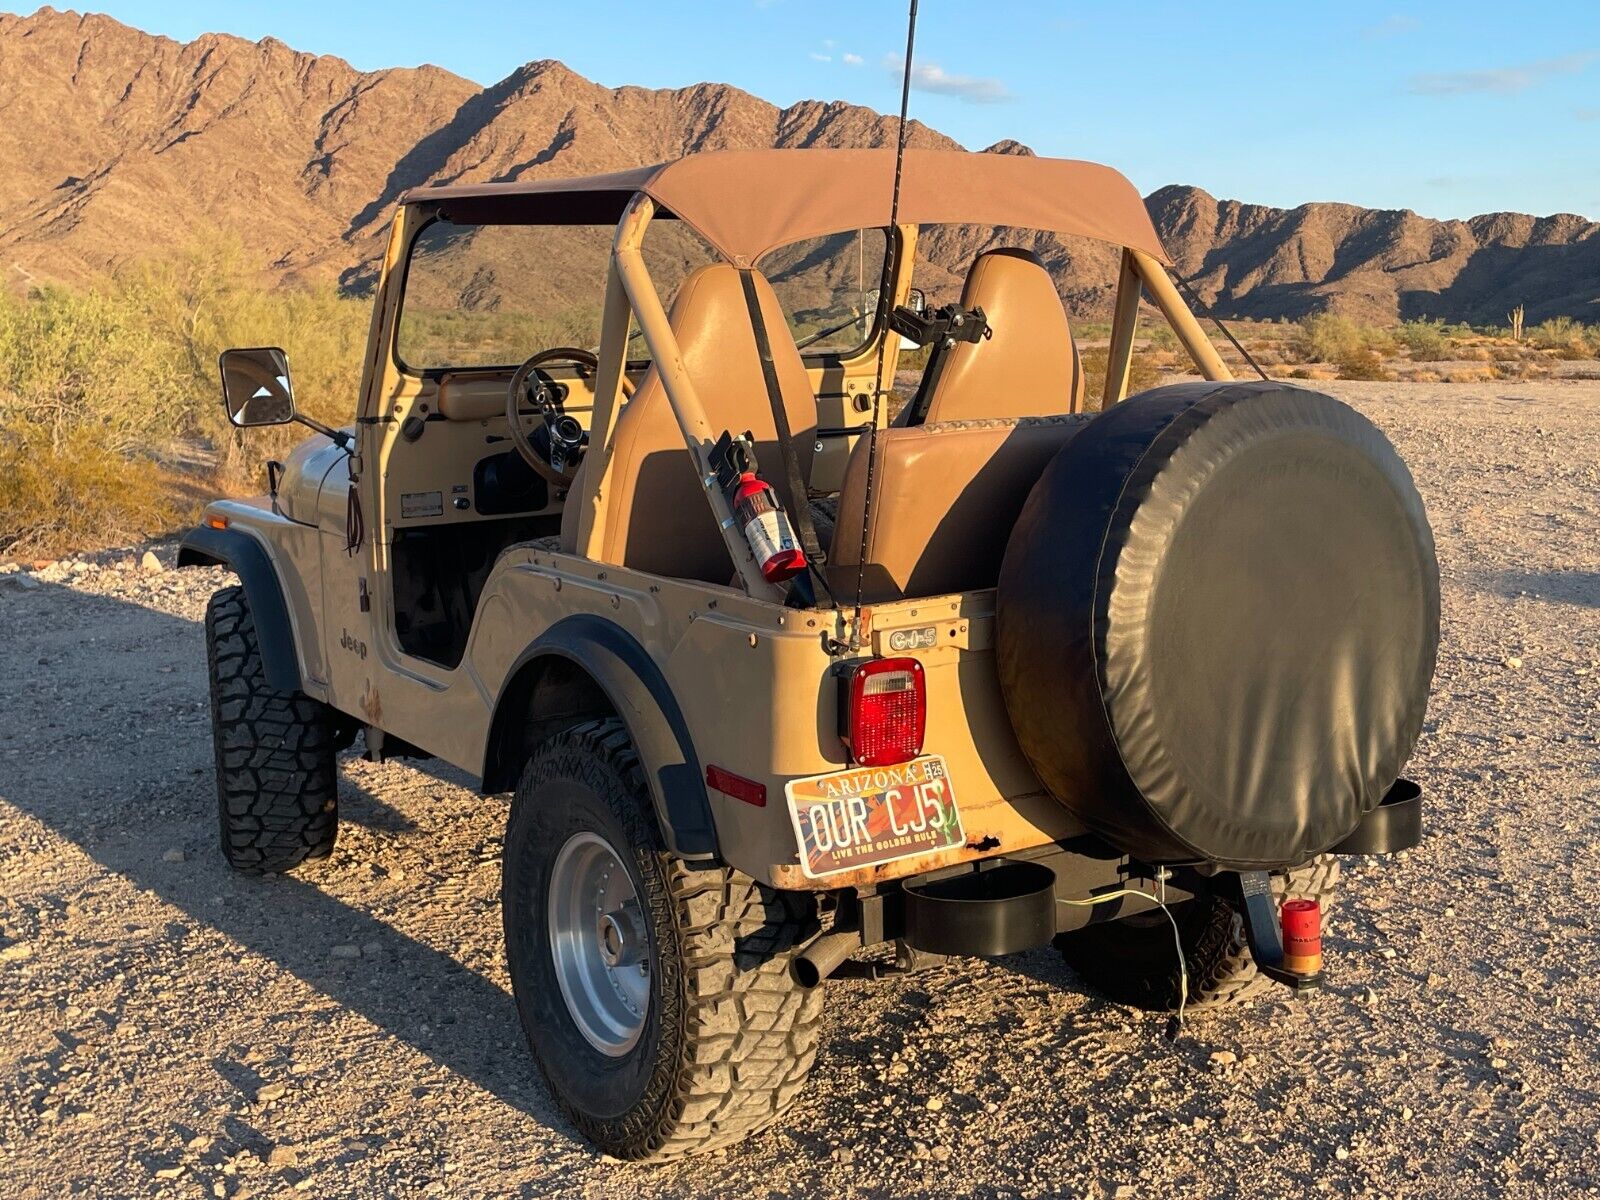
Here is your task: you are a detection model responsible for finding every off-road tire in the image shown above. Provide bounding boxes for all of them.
[205,585,338,873]
[1055,856,1340,1012]
[503,719,824,1161]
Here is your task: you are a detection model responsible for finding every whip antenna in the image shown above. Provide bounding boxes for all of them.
[850,0,919,650]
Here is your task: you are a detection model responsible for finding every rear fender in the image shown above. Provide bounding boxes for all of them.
[483,614,717,862]
[177,524,302,693]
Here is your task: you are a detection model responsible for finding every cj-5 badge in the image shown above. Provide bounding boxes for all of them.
[785,756,963,878]
[886,625,937,652]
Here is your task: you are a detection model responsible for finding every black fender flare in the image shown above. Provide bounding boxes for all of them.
[176,524,304,694]
[483,614,717,862]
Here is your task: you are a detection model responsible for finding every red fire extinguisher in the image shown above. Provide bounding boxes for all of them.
[732,471,808,584]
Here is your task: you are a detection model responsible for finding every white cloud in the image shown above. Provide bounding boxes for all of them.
[884,55,1012,104]
[1408,51,1597,96]
[1361,14,1420,39]
[808,52,832,63]
[842,52,864,66]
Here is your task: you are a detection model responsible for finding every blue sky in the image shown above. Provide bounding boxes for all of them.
[67,1,1600,218]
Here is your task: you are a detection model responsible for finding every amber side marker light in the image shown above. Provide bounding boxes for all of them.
[844,657,926,767]
[205,515,229,530]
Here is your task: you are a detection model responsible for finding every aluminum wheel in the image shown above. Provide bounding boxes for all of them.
[547,831,651,1056]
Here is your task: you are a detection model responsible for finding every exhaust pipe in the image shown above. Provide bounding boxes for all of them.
[792,930,859,988]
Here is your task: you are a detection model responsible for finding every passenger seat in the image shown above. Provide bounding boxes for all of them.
[914,248,1086,422]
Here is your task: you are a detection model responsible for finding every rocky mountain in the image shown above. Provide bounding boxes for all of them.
[1151,186,1600,326]
[1,7,1594,324]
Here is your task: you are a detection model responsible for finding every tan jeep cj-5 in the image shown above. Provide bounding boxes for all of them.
[180,149,1439,1160]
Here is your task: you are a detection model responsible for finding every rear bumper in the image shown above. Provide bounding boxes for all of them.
[1330,779,1422,856]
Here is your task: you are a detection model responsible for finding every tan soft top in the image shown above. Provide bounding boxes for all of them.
[398,149,1170,267]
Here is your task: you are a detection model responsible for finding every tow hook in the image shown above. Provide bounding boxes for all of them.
[1234,871,1324,995]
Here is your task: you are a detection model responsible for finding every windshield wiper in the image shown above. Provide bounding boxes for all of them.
[795,310,866,351]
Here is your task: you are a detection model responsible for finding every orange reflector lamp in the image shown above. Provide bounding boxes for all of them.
[1281,899,1323,975]
[706,765,766,808]
[205,514,229,530]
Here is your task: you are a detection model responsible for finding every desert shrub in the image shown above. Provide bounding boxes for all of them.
[1393,319,1451,362]
[0,284,188,452]
[1288,314,1390,364]
[1144,323,1179,352]
[0,234,371,555]
[1334,347,1390,381]
[113,236,369,480]
[1077,345,1163,408]
[1528,316,1578,348]
[0,423,184,556]
[1290,314,1355,362]
[1526,317,1596,359]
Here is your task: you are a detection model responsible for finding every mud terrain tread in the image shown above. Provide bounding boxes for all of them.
[205,585,337,873]
[511,720,823,1161]
[651,855,825,1158]
[1056,856,1340,1013]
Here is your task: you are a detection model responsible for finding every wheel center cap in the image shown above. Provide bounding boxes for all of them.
[597,908,642,968]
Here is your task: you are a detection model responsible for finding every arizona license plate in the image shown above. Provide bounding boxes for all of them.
[785,756,964,878]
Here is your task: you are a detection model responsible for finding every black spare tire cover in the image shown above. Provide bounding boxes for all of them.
[997,381,1439,867]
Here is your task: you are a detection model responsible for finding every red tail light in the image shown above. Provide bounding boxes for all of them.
[845,657,926,767]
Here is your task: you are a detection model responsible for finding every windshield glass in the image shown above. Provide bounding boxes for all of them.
[758,228,888,357]
[395,219,714,372]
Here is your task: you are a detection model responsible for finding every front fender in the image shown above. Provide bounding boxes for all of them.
[484,614,717,862]
[176,524,303,694]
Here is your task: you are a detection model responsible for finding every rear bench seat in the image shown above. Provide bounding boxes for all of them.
[826,414,1090,604]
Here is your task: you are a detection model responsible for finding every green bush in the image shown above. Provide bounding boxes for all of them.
[1289,314,1366,364]
[1528,317,1597,359]
[1393,319,1452,362]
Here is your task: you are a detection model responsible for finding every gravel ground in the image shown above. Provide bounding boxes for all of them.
[2,379,1597,1199]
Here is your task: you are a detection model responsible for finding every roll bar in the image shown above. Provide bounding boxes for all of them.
[569,193,1234,599]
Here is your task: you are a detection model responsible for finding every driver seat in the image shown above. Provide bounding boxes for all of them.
[559,264,818,583]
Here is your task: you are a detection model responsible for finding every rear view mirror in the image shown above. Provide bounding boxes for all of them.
[220,347,296,427]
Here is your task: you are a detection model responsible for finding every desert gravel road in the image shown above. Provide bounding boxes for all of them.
[2,379,1597,1198]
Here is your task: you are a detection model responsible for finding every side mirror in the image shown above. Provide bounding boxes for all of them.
[906,288,927,315]
[220,347,296,427]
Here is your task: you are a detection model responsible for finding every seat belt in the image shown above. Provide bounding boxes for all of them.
[737,269,834,606]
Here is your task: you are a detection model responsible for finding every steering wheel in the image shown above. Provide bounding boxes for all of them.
[505,348,633,488]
